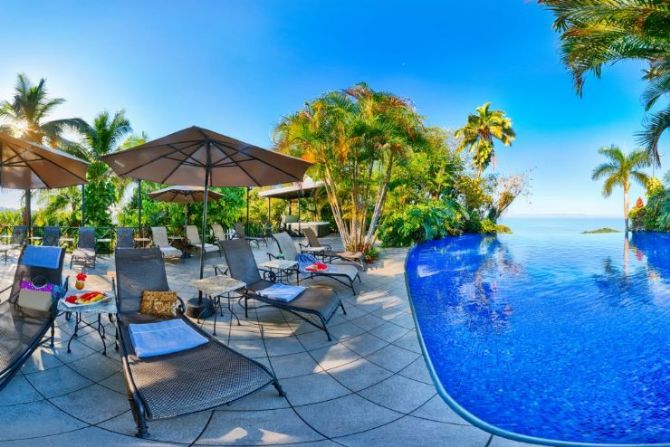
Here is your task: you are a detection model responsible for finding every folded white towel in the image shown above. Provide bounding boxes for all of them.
[259,283,306,302]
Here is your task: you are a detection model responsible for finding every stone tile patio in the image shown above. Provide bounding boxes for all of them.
[0,237,536,446]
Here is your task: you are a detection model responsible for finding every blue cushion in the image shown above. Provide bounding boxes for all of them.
[129,319,208,359]
[22,246,62,269]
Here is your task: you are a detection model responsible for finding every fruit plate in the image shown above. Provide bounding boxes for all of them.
[61,291,111,308]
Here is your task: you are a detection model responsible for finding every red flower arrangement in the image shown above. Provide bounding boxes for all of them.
[75,272,87,290]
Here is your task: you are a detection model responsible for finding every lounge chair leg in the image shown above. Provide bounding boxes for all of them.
[129,395,149,438]
[273,379,286,397]
[340,302,347,315]
[50,323,55,347]
[320,316,332,341]
[244,296,249,318]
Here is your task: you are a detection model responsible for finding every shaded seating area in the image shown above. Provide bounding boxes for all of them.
[234,222,266,248]
[0,225,27,263]
[42,226,61,247]
[301,227,366,271]
[150,226,182,260]
[70,227,96,269]
[221,238,345,340]
[272,231,361,294]
[113,248,283,437]
[0,245,66,389]
[116,227,135,249]
[185,225,221,257]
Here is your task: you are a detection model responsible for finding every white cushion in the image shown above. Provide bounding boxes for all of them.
[160,246,182,259]
[192,243,219,253]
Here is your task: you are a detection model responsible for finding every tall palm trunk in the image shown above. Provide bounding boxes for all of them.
[623,182,630,233]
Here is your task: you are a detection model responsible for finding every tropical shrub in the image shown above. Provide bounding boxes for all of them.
[275,83,426,252]
[377,199,467,247]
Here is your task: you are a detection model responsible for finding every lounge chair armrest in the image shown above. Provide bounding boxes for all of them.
[267,252,284,261]
[176,295,186,313]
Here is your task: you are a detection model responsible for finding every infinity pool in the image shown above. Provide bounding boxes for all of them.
[405,232,670,446]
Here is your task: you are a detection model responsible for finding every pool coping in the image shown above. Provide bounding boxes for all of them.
[403,238,670,447]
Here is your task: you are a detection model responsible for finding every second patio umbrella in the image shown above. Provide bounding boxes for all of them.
[0,132,89,234]
[149,185,223,226]
[102,126,312,317]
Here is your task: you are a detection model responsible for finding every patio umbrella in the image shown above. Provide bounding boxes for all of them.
[102,126,312,317]
[149,185,224,225]
[0,132,89,234]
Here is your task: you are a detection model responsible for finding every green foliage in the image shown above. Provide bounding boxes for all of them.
[0,209,22,230]
[631,186,670,231]
[455,103,516,175]
[541,0,670,164]
[119,182,246,236]
[377,199,467,247]
[582,227,620,234]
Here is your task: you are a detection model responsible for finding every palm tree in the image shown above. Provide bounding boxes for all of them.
[275,83,425,252]
[0,73,86,225]
[540,0,670,164]
[455,103,515,175]
[63,110,132,226]
[592,146,650,232]
[0,73,85,145]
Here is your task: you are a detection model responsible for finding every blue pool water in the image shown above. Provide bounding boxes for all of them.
[405,231,670,446]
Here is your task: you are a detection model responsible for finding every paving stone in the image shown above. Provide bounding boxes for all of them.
[366,344,420,373]
[0,426,174,446]
[0,400,86,440]
[50,384,129,424]
[20,347,63,374]
[489,436,539,446]
[336,415,491,447]
[281,371,350,406]
[197,408,324,445]
[67,351,121,382]
[99,409,211,444]
[0,374,43,406]
[410,394,471,425]
[310,343,360,370]
[295,394,400,438]
[358,374,436,413]
[270,351,322,378]
[327,358,393,392]
[398,356,434,385]
[24,364,92,398]
[341,333,388,357]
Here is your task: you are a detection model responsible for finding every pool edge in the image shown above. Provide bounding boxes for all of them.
[403,240,670,447]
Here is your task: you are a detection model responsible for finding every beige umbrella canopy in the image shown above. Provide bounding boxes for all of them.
[0,132,88,189]
[148,185,223,203]
[101,126,312,317]
[0,132,89,228]
[102,126,311,186]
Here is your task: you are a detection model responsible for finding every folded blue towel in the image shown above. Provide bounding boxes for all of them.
[129,319,208,359]
[259,283,306,302]
[22,246,62,269]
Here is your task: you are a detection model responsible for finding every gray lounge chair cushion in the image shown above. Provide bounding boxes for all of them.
[159,246,182,259]
[312,263,359,282]
[72,248,95,259]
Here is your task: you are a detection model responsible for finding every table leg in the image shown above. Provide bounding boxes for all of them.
[67,312,81,353]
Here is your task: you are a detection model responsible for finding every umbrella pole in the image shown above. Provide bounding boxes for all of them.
[185,161,214,319]
[267,198,271,231]
[25,189,32,238]
[246,187,250,235]
[137,180,142,238]
[81,185,85,226]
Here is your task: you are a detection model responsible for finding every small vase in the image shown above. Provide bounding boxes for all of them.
[75,280,85,290]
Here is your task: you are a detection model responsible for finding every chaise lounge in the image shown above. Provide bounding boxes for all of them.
[0,245,66,390]
[150,226,182,259]
[220,238,345,340]
[272,231,362,295]
[113,247,284,437]
[70,226,96,269]
[301,227,366,271]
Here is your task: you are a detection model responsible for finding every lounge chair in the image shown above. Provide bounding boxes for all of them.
[272,232,361,295]
[185,225,221,257]
[234,222,267,248]
[42,226,61,247]
[70,227,96,269]
[113,247,283,437]
[220,238,345,340]
[211,223,227,242]
[0,245,66,390]
[301,227,366,271]
[0,225,27,263]
[116,227,135,249]
[150,226,182,259]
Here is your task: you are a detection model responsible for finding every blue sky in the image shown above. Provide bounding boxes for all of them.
[0,0,662,216]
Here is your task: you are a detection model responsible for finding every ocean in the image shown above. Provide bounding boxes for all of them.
[499,216,625,235]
